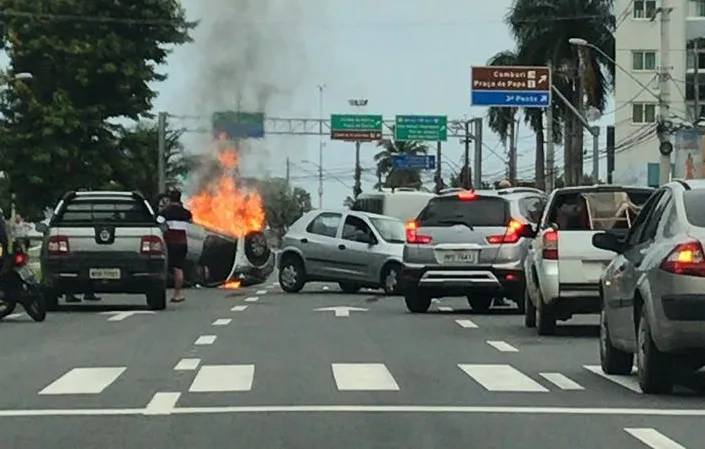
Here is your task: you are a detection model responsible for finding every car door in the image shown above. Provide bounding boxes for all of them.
[611,190,668,346]
[336,213,378,282]
[301,212,343,278]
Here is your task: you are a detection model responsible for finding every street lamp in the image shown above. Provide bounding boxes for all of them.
[317,84,325,208]
[348,98,368,197]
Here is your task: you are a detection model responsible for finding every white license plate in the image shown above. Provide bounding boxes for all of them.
[89,268,121,280]
[439,251,478,264]
[17,265,35,281]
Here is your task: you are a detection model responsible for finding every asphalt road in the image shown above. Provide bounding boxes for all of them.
[0,280,704,448]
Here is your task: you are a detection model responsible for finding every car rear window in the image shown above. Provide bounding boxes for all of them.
[547,188,653,231]
[55,198,154,224]
[684,190,705,226]
[417,196,508,227]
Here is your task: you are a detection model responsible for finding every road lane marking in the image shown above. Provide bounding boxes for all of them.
[322,285,330,291]
[144,392,181,415]
[539,373,585,390]
[437,306,453,312]
[271,282,279,287]
[3,405,705,417]
[5,313,24,320]
[194,335,216,345]
[231,305,248,311]
[624,428,686,449]
[584,365,641,393]
[486,340,518,352]
[212,318,231,326]
[255,290,267,295]
[189,365,255,392]
[244,297,259,302]
[458,364,548,392]
[174,358,201,371]
[455,319,477,328]
[332,363,399,391]
[38,367,126,395]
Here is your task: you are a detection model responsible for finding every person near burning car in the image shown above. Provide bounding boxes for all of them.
[159,189,192,303]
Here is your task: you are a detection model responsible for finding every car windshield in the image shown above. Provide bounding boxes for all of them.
[418,196,508,227]
[369,217,405,243]
[55,199,154,224]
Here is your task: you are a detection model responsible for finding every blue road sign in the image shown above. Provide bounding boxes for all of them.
[392,155,436,170]
[471,90,550,108]
[212,111,265,139]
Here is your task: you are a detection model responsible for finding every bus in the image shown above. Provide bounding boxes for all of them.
[351,188,436,222]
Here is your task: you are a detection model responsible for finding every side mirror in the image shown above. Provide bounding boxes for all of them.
[518,224,537,238]
[592,232,623,253]
[156,216,166,224]
[35,222,48,234]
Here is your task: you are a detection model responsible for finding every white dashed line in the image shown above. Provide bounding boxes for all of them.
[256,290,267,295]
[322,286,330,291]
[244,297,259,302]
[194,335,217,345]
[486,340,518,352]
[539,373,585,390]
[231,305,248,311]
[624,428,687,449]
[212,318,231,326]
[455,319,478,328]
[437,306,453,312]
[174,358,201,371]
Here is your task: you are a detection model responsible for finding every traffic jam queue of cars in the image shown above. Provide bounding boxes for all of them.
[278,182,705,395]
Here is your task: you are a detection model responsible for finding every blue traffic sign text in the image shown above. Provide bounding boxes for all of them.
[392,155,436,170]
[471,90,550,108]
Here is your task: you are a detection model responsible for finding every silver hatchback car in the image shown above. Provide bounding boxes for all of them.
[402,188,545,313]
[278,209,406,294]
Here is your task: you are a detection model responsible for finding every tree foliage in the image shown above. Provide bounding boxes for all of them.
[374,128,429,190]
[0,0,195,219]
[259,178,312,229]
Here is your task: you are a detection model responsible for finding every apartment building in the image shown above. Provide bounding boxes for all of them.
[612,0,705,184]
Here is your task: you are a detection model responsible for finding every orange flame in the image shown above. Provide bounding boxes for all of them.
[219,280,241,289]
[186,147,266,238]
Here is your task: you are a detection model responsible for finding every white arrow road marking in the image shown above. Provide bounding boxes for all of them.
[314,306,368,317]
[100,311,155,321]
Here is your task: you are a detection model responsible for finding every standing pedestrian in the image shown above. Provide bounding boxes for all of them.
[159,189,192,303]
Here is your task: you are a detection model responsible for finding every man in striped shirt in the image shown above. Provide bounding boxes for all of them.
[159,190,192,303]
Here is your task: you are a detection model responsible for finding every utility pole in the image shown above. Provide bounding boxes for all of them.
[592,126,600,182]
[508,112,517,182]
[657,0,673,185]
[694,40,700,123]
[317,84,325,207]
[575,49,586,185]
[434,141,443,193]
[353,141,361,197]
[545,62,554,192]
[463,120,471,188]
[285,157,290,184]
[157,111,167,194]
[473,118,482,188]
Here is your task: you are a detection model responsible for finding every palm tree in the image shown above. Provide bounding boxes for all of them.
[507,0,615,186]
[374,127,429,189]
[486,50,520,182]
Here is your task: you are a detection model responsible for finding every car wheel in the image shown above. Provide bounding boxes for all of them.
[468,296,492,313]
[279,255,305,293]
[0,301,17,319]
[381,263,402,295]
[536,295,556,336]
[636,307,673,394]
[404,290,431,313]
[524,288,536,328]
[44,288,60,311]
[339,282,361,293]
[146,288,167,311]
[599,309,633,374]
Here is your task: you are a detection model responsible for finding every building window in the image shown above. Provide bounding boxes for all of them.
[690,0,705,16]
[634,0,656,18]
[632,103,657,123]
[632,51,657,70]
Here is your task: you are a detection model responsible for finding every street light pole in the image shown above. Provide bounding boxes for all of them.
[349,98,367,198]
[317,84,325,208]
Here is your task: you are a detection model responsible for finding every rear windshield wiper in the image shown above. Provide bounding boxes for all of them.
[432,219,474,229]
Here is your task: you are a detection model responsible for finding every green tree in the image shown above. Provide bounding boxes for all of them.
[0,0,195,219]
[259,178,312,230]
[507,0,615,186]
[342,196,355,208]
[374,128,429,189]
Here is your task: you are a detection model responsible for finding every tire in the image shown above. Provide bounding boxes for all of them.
[0,301,17,319]
[339,282,361,293]
[636,307,673,394]
[536,295,556,335]
[279,254,305,293]
[44,288,60,311]
[404,289,431,313]
[380,263,402,295]
[244,231,271,267]
[524,288,536,328]
[23,289,46,322]
[468,296,492,313]
[599,308,633,375]
[146,288,167,311]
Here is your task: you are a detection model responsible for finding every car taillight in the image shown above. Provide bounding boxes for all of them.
[47,235,69,255]
[457,190,477,200]
[140,235,163,255]
[487,219,524,244]
[13,252,28,266]
[660,240,705,277]
[405,220,432,244]
[542,229,558,259]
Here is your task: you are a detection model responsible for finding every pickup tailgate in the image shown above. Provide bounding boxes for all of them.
[557,230,613,284]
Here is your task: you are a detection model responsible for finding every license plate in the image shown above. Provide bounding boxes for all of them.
[17,265,35,281]
[439,250,478,264]
[89,268,121,280]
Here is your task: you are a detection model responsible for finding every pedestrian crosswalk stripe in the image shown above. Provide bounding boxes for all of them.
[458,364,548,392]
[583,365,640,393]
[624,428,687,449]
[455,319,477,328]
[486,340,518,352]
[332,363,400,391]
[244,296,259,302]
[195,335,217,345]
[231,305,247,311]
[539,372,585,390]
[212,318,231,326]
[189,365,255,392]
[437,306,453,312]
[38,367,126,395]
[174,358,201,371]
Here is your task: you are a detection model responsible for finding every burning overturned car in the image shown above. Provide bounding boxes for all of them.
[158,146,275,288]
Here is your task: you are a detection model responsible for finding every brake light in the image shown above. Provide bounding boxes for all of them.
[660,240,705,277]
[140,235,164,255]
[13,252,28,266]
[542,229,558,259]
[487,219,524,244]
[457,190,476,200]
[405,220,432,244]
[47,235,69,255]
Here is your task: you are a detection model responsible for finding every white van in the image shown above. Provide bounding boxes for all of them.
[351,188,436,222]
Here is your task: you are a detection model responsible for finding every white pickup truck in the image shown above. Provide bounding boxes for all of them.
[523,185,653,335]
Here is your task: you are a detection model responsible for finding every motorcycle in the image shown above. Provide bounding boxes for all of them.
[0,242,46,322]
